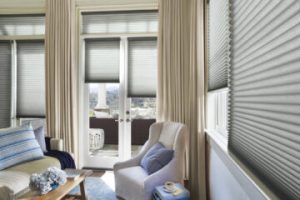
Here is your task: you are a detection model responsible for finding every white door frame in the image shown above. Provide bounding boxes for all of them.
[79,37,131,169]
[78,34,156,169]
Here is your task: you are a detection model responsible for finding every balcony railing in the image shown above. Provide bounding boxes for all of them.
[89,117,156,146]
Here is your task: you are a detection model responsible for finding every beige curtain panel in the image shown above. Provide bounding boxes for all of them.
[45,0,78,157]
[157,0,206,199]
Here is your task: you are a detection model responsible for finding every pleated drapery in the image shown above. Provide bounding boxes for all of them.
[157,0,206,199]
[45,0,78,156]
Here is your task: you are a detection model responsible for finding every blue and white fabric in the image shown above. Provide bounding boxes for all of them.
[0,124,44,170]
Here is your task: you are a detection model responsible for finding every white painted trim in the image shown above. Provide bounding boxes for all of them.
[11,41,17,127]
[119,37,127,161]
[206,132,278,200]
[0,35,45,41]
[78,37,86,169]
[78,4,158,12]
[207,87,229,94]
[0,8,45,14]
[123,37,132,160]
[81,33,157,39]
[206,129,227,152]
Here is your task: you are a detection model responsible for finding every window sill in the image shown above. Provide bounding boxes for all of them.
[205,129,228,152]
[205,130,278,200]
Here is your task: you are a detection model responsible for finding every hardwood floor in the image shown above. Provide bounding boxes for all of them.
[88,170,106,177]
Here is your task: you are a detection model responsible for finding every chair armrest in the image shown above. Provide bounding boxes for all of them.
[113,155,142,172]
[114,140,154,171]
[144,159,181,194]
[50,138,63,151]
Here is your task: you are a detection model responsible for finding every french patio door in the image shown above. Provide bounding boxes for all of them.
[81,37,157,169]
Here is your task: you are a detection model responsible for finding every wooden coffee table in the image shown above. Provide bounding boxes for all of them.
[18,169,93,200]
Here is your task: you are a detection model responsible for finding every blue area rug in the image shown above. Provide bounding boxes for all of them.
[69,177,117,200]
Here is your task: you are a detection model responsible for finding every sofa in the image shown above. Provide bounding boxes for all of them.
[0,138,63,200]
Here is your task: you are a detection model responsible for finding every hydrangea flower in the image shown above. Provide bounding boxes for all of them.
[30,167,67,194]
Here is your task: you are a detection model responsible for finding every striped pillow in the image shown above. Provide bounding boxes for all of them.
[0,124,44,170]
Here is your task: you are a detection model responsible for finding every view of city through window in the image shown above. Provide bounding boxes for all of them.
[89,83,156,119]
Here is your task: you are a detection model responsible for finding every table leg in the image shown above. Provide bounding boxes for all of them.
[80,181,87,200]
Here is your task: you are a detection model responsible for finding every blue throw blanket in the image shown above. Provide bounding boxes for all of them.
[45,150,76,169]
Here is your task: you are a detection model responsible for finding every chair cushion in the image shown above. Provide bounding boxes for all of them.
[141,143,174,174]
[6,156,60,175]
[0,124,44,170]
[117,166,148,186]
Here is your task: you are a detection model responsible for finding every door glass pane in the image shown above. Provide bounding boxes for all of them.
[89,83,119,158]
[130,97,156,157]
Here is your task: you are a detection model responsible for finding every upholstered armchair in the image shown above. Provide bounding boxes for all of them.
[114,122,187,200]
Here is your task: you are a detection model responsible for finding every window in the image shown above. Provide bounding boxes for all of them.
[82,11,158,34]
[17,40,45,118]
[85,38,120,83]
[0,14,45,128]
[207,89,228,139]
[228,1,300,199]
[206,0,231,141]
[128,38,157,98]
[130,98,156,119]
[0,41,11,128]
[208,0,300,199]
[0,14,45,36]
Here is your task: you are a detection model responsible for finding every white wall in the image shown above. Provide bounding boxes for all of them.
[0,0,44,8]
[206,137,274,200]
[208,144,250,200]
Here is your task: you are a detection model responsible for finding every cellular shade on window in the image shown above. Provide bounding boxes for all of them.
[228,1,300,200]
[208,0,231,91]
[0,41,11,128]
[17,40,45,118]
[82,11,158,34]
[0,14,45,36]
[128,38,157,97]
[85,38,120,83]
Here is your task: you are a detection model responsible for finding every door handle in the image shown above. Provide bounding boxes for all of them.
[126,119,131,123]
[115,119,124,122]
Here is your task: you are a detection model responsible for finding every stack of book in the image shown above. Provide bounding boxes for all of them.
[153,183,190,200]
[65,169,82,181]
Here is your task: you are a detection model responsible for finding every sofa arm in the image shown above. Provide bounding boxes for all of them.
[0,186,13,200]
[50,138,63,151]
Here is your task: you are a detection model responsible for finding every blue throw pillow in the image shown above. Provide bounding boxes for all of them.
[141,143,174,175]
[0,124,44,170]
[33,126,47,153]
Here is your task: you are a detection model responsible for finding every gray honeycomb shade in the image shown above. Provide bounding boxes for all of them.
[208,0,231,91]
[0,41,11,128]
[85,38,120,83]
[0,14,45,36]
[17,40,45,118]
[82,11,158,34]
[228,1,300,200]
[128,38,157,97]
